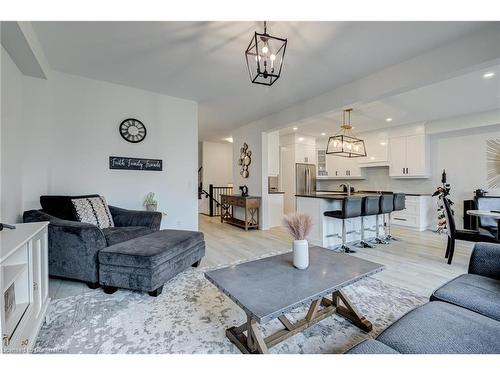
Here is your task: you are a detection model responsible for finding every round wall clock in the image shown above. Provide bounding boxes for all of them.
[119,118,147,143]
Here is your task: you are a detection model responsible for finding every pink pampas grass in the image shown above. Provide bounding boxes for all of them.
[283,213,313,241]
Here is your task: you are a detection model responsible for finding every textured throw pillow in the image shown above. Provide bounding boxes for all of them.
[71,196,114,229]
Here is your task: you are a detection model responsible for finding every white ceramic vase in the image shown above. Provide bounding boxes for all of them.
[293,240,309,269]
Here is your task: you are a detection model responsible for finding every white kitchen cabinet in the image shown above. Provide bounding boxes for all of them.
[389,134,429,178]
[389,136,407,177]
[267,131,280,176]
[406,134,427,176]
[325,153,364,179]
[358,131,389,166]
[295,144,316,165]
[1,222,50,354]
[343,157,363,178]
[391,195,434,231]
[268,193,285,228]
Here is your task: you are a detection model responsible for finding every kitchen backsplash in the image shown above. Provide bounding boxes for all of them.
[317,166,438,195]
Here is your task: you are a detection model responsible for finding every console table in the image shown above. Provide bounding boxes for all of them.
[220,195,261,230]
[1,222,50,353]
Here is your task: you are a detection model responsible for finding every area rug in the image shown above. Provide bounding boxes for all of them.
[33,254,427,354]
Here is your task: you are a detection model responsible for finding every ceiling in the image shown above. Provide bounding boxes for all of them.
[31,21,491,141]
[280,64,500,138]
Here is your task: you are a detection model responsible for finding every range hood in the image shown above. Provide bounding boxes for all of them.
[358,160,390,168]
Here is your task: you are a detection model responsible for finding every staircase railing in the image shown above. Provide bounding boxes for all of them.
[198,166,203,199]
[198,166,233,216]
[210,185,233,216]
[199,184,233,217]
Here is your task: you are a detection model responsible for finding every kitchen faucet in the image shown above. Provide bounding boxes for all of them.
[340,183,351,196]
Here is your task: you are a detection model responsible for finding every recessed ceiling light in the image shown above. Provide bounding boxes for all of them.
[385,118,393,122]
[483,72,496,79]
[321,132,326,136]
[293,127,298,131]
[298,137,304,142]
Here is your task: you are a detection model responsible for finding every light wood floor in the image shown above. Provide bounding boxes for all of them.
[50,214,473,300]
[198,214,472,297]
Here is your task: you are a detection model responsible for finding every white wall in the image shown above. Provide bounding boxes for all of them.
[200,141,233,214]
[1,47,52,223]
[1,47,199,230]
[232,127,263,197]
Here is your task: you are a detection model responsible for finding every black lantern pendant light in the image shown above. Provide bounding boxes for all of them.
[245,21,287,86]
[326,109,367,158]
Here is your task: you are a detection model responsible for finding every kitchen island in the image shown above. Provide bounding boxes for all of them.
[296,192,384,248]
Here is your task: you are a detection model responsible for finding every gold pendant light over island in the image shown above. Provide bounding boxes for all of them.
[326,108,367,158]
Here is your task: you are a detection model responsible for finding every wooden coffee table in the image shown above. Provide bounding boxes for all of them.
[205,247,384,354]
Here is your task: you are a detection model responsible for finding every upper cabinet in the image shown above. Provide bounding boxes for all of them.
[314,125,430,180]
[389,134,429,178]
[325,153,364,179]
[295,142,317,165]
[358,131,389,166]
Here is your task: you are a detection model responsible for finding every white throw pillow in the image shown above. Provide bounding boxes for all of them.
[71,196,114,229]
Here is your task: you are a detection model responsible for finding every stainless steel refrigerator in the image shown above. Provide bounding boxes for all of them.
[296,163,317,195]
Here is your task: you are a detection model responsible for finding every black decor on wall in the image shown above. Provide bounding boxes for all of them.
[109,156,162,171]
[119,118,147,143]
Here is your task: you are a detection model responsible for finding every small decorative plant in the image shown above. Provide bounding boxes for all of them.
[144,192,158,211]
[283,213,313,270]
[283,213,313,240]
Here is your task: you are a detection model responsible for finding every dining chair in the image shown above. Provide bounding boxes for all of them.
[441,197,480,264]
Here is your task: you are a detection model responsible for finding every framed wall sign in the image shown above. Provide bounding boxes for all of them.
[109,156,163,171]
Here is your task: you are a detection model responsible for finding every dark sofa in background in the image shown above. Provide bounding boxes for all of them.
[23,195,205,296]
[346,242,500,354]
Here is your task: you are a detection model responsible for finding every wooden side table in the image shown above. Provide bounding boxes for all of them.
[220,195,261,230]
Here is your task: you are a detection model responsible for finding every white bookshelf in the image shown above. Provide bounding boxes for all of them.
[1,222,50,354]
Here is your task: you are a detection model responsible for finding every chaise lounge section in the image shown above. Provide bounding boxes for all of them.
[99,229,205,296]
[346,242,500,354]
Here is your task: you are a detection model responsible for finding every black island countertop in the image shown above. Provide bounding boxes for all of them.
[296,190,431,199]
[295,192,380,200]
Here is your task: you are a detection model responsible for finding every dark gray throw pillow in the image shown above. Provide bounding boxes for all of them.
[40,194,100,220]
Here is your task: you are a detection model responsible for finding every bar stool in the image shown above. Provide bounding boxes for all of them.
[357,196,380,248]
[386,193,405,241]
[372,194,393,244]
[324,197,362,253]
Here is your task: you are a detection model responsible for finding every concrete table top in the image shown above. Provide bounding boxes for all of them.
[205,247,384,324]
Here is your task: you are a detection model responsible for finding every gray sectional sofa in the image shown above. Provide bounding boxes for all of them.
[23,195,205,296]
[346,242,500,354]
